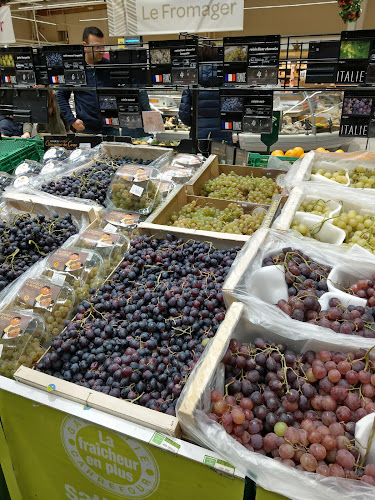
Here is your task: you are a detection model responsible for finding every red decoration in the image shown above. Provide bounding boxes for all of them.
[338,0,362,22]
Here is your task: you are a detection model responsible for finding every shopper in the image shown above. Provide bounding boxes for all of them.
[178,42,232,144]
[57,26,117,135]
[23,91,69,136]
[0,115,24,137]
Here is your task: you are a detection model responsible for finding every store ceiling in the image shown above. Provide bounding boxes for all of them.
[10,0,106,11]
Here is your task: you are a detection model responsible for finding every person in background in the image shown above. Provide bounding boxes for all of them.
[0,115,26,138]
[23,90,69,137]
[178,41,232,144]
[57,26,117,135]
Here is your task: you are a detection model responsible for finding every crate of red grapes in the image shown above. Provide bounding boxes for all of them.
[14,226,244,437]
[223,228,375,346]
[178,301,375,499]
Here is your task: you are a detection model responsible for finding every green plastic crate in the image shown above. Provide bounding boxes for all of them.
[0,139,42,173]
[248,152,299,168]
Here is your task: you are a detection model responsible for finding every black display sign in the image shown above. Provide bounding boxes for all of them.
[220,89,273,133]
[97,89,142,129]
[305,41,340,84]
[109,49,148,87]
[339,90,374,137]
[223,36,280,85]
[336,30,375,84]
[13,47,36,86]
[149,40,198,85]
[43,45,86,86]
[33,47,49,86]
[13,89,48,123]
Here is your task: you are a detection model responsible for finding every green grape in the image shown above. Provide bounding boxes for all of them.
[168,201,266,235]
[312,168,348,184]
[348,166,375,189]
[297,199,332,217]
[200,172,281,204]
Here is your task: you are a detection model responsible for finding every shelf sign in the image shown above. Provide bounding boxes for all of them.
[336,29,375,84]
[204,456,235,477]
[150,432,180,454]
[339,90,375,137]
[220,88,273,133]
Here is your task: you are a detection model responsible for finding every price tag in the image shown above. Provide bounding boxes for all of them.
[130,184,144,197]
[51,272,66,286]
[103,223,117,233]
[150,432,180,455]
[0,345,3,358]
[203,456,235,476]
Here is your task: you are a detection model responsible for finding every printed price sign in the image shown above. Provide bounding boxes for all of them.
[150,432,180,455]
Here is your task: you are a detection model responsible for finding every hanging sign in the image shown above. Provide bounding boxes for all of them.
[107,0,244,36]
[0,6,15,44]
[339,90,375,138]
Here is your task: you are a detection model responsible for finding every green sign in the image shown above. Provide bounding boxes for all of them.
[261,111,282,154]
[0,390,245,500]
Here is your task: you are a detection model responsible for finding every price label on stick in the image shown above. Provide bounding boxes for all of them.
[150,432,180,455]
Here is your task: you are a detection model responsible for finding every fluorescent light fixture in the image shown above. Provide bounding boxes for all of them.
[244,1,336,8]
[12,15,57,25]
[18,1,106,10]
[79,17,108,21]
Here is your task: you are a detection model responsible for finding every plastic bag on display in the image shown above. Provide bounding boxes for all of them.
[284,150,375,191]
[176,303,375,500]
[43,146,69,164]
[223,227,375,347]
[71,228,130,276]
[170,153,202,170]
[0,172,14,197]
[106,164,162,215]
[98,209,144,240]
[42,246,105,307]
[14,159,43,177]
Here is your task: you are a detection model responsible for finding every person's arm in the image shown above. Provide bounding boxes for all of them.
[178,90,192,126]
[22,123,33,138]
[56,89,84,131]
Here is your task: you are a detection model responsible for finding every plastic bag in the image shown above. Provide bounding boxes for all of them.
[284,150,375,191]
[14,159,42,177]
[224,228,375,345]
[106,165,162,214]
[0,308,48,378]
[170,153,202,170]
[0,172,14,197]
[72,228,129,276]
[42,247,105,306]
[273,183,375,255]
[43,146,69,164]
[176,304,375,500]
[98,209,143,240]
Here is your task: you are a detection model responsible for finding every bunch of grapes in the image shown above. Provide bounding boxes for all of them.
[297,199,332,217]
[168,201,266,235]
[36,235,240,415]
[200,172,281,204]
[110,177,161,214]
[209,337,375,484]
[264,248,375,337]
[0,213,78,292]
[332,210,375,253]
[290,219,314,238]
[348,276,375,307]
[349,167,375,189]
[343,97,372,116]
[40,156,152,206]
[312,168,348,184]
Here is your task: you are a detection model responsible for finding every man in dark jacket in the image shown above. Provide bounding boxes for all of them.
[57,27,117,135]
[178,44,232,144]
[0,115,24,137]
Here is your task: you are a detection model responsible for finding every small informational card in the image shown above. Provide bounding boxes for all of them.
[142,111,165,133]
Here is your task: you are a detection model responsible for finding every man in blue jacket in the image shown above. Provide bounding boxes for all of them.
[57,26,116,135]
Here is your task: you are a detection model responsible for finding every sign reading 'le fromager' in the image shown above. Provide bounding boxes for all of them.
[107,0,243,36]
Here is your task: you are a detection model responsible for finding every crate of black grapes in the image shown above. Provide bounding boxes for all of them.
[177,301,375,500]
[284,150,375,192]
[23,143,172,210]
[273,183,375,255]
[223,228,375,348]
[14,227,243,436]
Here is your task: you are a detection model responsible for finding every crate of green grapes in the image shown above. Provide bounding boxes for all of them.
[186,155,286,208]
[274,183,375,255]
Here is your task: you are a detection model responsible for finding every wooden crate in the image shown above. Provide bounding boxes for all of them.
[144,186,282,245]
[186,154,286,206]
[100,142,173,162]
[13,225,249,437]
[2,191,102,223]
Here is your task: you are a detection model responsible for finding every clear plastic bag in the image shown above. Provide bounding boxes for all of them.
[6,275,75,339]
[284,150,375,191]
[107,165,162,214]
[0,308,48,378]
[170,153,202,170]
[176,303,375,500]
[0,172,14,196]
[42,247,105,306]
[14,159,42,177]
[98,209,143,240]
[43,146,69,164]
[224,228,375,345]
[73,228,129,276]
